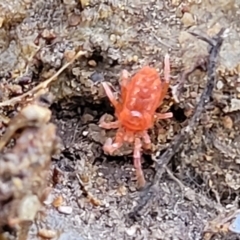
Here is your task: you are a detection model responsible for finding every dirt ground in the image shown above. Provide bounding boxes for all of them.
[1,0,240,240]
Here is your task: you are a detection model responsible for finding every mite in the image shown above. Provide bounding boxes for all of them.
[99,54,173,187]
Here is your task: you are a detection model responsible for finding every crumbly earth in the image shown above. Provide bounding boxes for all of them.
[0,0,240,240]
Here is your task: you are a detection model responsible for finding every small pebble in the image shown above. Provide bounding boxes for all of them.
[223,116,233,129]
[41,29,56,39]
[80,0,90,7]
[184,188,196,201]
[125,225,138,236]
[52,196,64,208]
[230,98,240,112]
[117,185,127,196]
[181,12,195,27]
[80,173,90,183]
[216,80,224,90]
[90,72,104,83]
[42,188,54,205]
[190,91,198,98]
[110,34,117,43]
[58,206,73,215]
[229,213,240,234]
[38,229,57,239]
[82,131,88,136]
[236,87,240,93]
[132,55,138,62]
[68,14,81,26]
[171,0,180,6]
[88,60,97,67]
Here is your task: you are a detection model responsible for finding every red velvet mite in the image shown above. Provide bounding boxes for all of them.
[99,54,172,187]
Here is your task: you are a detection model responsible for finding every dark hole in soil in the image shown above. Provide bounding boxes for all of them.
[98,155,130,165]
[170,104,187,123]
[51,96,114,120]
[170,154,181,172]
[0,196,14,208]
[150,211,158,219]
[92,98,115,117]
[219,191,237,206]
[110,59,119,67]
[181,166,204,189]
[57,161,75,172]
[142,153,154,168]
[1,225,15,235]
[97,152,153,170]
[88,49,104,64]
[78,0,84,11]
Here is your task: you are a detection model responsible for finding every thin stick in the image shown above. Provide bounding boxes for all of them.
[0,50,87,108]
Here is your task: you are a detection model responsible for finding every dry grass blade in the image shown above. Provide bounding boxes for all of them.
[0,50,87,108]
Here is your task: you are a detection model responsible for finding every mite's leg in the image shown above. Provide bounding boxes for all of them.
[155,55,173,121]
[120,70,130,87]
[120,69,131,100]
[133,137,146,188]
[154,112,173,120]
[99,114,120,129]
[141,130,151,150]
[99,121,119,129]
[159,54,171,105]
[164,54,170,84]
[123,130,134,143]
[103,130,124,155]
[102,82,120,110]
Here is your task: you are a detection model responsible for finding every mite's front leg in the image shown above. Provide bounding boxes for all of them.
[99,121,119,129]
[98,114,120,129]
[99,114,120,129]
[102,82,120,111]
[159,54,171,105]
[120,69,131,100]
[133,137,146,188]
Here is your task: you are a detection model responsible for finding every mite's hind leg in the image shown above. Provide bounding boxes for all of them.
[141,131,152,150]
[133,137,146,188]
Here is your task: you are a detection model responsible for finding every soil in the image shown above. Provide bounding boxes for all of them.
[0,0,240,240]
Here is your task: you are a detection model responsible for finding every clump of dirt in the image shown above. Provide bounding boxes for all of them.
[0,97,61,237]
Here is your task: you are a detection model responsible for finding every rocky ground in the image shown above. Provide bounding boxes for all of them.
[0,0,240,240]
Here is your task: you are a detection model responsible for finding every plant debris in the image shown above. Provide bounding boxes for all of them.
[0,100,61,233]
